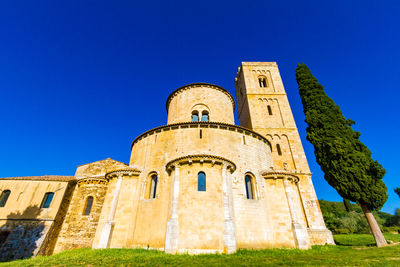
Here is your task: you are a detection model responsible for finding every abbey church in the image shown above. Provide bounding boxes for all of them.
[0,62,334,261]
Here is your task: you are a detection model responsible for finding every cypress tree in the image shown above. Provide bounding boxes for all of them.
[296,63,388,247]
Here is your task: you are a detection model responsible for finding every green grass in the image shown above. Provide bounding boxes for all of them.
[1,234,399,266]
[334,233,400,246]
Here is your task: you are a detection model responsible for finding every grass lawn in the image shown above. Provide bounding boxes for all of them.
[334,233,400,246]
[0,234,399,266]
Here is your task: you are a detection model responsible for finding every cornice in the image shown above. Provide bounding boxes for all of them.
[131,121,271,149]
[77,177,108,186]
[105,168,141,180]
[166,154,236,173]
[165,83,235,112]
[261,170,311,183]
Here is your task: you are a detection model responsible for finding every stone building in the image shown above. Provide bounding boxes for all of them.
[0,62,334,260]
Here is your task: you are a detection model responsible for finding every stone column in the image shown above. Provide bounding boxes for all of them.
[222,164,236,254]
[283,177,310,249]
[165,166,179,254]
[97,174,123,249]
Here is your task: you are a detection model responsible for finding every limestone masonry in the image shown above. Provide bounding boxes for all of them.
[0,62,334,260]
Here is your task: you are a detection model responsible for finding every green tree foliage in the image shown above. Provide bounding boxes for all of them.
[295,64,388,210]
[343,198,353,212]
[319,200,398,234]
[395,188,400,198]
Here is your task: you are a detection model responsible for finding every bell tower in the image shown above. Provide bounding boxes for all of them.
[235,62,334,240]
[235,62,308,172]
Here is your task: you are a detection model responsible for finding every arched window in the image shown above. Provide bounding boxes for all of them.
[201,111,209,122]
[276,144,282,156]
[245,175,255,199]
[192,111,199,122]
[258,77,267,88]
[40,192,54,208]
[149,174,158,199]
[83,196,94,216]
[0,190,11,207]
[267,105,272,115]
[198,172,206,191]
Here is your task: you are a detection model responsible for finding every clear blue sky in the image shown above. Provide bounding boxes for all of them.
[0,1,399,214]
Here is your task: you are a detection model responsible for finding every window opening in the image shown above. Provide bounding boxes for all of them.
[200,129,202,139]
[0,190,11,207]
[83,196,94,216]
[276,144,282,156]
[41,192,54,208]
[201,111,209,122]
[245,175,254,199]
[198,172,206,191]
[267,105,272,115]
[192,111,199,122]
[258,77,267,87]
[149,174,158,199]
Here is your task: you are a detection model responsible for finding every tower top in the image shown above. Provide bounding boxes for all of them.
[240,62,278,66]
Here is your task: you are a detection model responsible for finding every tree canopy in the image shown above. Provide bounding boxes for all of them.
[295,63,387,210]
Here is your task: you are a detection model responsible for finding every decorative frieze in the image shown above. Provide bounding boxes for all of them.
[165,154,236,174]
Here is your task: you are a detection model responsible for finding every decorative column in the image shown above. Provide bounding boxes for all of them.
[165,166,180,253]
[97,173,123,249]
[222,164,237,253]
[283,177,310,249]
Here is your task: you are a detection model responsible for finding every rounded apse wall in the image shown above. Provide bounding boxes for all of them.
[166,83,235,125]
[130,123,272,176]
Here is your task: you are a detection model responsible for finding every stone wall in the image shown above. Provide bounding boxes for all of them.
[38,181,76,256]
[53,180,108,253]
[0,220,51,261]
[0,177,75,261]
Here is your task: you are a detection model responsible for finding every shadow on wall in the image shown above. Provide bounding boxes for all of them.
[0,205,45,262]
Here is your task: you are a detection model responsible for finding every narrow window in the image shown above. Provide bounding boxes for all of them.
[243,135,246,145]
[267,105,272,115]
[258,77,267,87]
[200,129,202,139]
[83,196,94,216]
[149,174,158,199]
[0,190,11,207]
[201,111,209,122]
[198,172,206,191]
[276,144,282,156]
[192,111,199,122]
[40,192,55,208]
[245,175,254,199]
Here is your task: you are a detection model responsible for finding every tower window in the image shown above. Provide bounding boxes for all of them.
[40,192,55,208]
[258,77,267,88]
[276,144,282,156]
[83,196,94,216]
[245,175,255,199]
[267,105,272,115]
[198,172,206,191]
[0,190,11,207]
[201,111,209,122]
[149,174,158,199]
[192,111,199,122]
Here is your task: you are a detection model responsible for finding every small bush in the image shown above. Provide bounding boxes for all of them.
[382,226,400,233]
[333,228,351,234]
